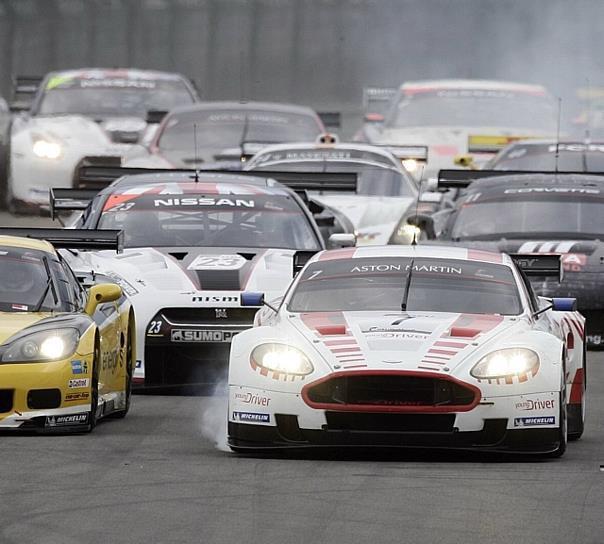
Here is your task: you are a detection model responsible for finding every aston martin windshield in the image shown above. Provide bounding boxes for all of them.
[37,78,194,117]
[289,257,521,314]
[253,162,416,197]
[450,197,604,240]
[387,89,556,130]
[157,110,322,154]
[97,193,320,250]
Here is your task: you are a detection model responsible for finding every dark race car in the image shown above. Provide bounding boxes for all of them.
[122,101,327,169]
[486,140,604,172]
[398,171,604,347]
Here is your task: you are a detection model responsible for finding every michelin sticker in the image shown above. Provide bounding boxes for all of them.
[233,411,270,423]
[514,416,556,427]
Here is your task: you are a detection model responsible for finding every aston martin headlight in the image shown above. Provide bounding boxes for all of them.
[1,328,80,363]
[251,343,314,376]
[470,348,539,379]
[32,139,62,159]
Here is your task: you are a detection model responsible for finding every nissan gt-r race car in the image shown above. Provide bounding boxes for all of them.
[228,245,585,456]
[244,142,419,245]
[56,171,331,388]
[0,229,134,433]
[410,170,604,347]
[121,101,327,169]
[7,68,198,212]
[356,79,558,179]
[485,140,604,172]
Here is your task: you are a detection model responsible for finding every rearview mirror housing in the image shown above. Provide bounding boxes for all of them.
[551,297,577,312]
[84,283,122,316]
[240,292,265,307]
[328,233,356,248]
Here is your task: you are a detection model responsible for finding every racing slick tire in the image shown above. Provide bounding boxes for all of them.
[568,346,586,441]
[86,339,101,432]
[111,322,134,419]
[547,384,567,458]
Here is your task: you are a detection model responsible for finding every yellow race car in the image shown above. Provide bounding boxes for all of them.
[0,229,135,432]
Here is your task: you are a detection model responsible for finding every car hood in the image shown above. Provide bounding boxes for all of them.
[66,247,300,299]
[291,310,522,374]
[0,312,50,345]
[14,115,136,153]
[310,194,414,245]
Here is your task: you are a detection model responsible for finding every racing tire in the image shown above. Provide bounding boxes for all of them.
[547,385,567,458]
[86,340,100,432]
[568,347,586,441]
[111,324,134,419]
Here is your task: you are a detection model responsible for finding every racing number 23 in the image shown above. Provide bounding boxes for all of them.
[148,320,162,334]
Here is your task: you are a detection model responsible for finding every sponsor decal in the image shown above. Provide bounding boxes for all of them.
[135,360,142,369]
[562,253,587,272]
[153,198,255,207]
[514,416,556,427]
[234,392,271,407]
[191,295,239,303]
[187,254,246,271]
[171,329,237,343]
[350,263,462,274]
[515,398,556,411]
[11,304,28,311]
[587,334,603,346]
[68,378,90,389]
[45,413,89,428]
[65,392,90,402]
[101,350,120,371]
[233,411,270,423]
[504,187,600,195]
[71,360,88,374]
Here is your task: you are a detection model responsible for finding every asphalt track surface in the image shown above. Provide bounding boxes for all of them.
[1,212,604,544]
[0,353,601,544]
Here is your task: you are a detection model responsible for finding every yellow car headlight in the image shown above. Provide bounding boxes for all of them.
[251,343,314,376]
[1,328,80,363]
[470,348,540,379]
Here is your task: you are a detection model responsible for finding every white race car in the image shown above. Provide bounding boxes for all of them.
[244,142,419,245]
[357,79,558,179]
[7,68,198,212]
[57,171,334,388]
[228,245,585,456]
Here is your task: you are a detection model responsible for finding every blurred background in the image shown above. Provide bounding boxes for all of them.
[1,0,604,136]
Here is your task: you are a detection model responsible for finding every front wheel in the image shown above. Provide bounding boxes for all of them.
[86,341,100,432]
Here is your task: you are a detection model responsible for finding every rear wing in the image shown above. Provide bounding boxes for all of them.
[10,75,43,111]
[437,168,604,190]
[510,254,562,281]
[317,112,341,129]
[0,228,123,252]
[73,160,358,194]
[378,144,428,161]
[49,188,99,220]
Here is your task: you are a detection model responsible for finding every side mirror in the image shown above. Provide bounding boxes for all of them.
[315,215,335,227]
[453,154,477,169]
[363,112,385,123]
[406,214,436,240]
[551,297,577,312]
[328,233,356,248]
[84,283,122,316]
[240,292,264,307]
[146,110,168,124]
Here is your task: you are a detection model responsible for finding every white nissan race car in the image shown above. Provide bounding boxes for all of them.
[228,245,586,456]
[7,68,198,212]
[56,170,332,388]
